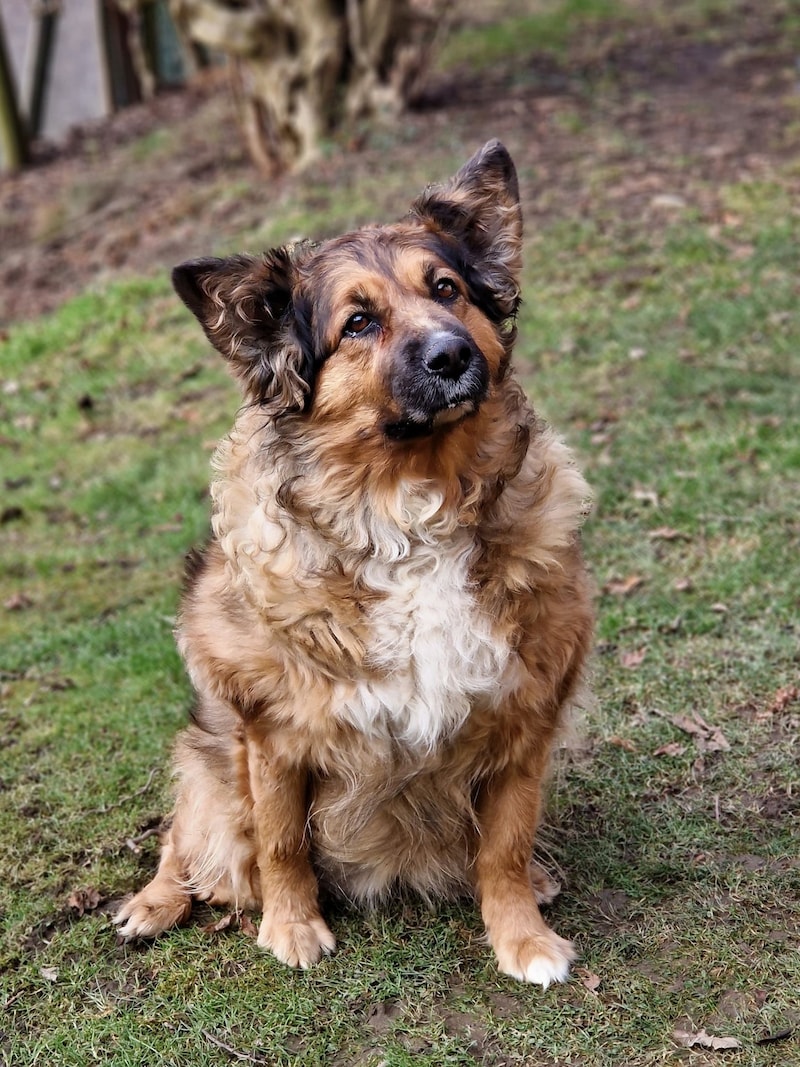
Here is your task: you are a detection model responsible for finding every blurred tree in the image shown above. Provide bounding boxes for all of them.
[0,12,28,170]
[168,0,450,172]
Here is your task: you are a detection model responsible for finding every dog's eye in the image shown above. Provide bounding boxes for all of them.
[434,278,458,302]
[343,312,373,337]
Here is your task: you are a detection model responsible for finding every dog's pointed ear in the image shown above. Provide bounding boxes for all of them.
[410,140,522,319]
[172,248,313,412]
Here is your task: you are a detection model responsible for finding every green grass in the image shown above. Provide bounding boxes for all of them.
[438,0,624,71]
[2,3,800,1065]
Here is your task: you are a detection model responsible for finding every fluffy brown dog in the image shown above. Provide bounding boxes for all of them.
[114,141,593,987]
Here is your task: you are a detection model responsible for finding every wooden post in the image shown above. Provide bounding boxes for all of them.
[23,4,60,139]
[0,13,28,170]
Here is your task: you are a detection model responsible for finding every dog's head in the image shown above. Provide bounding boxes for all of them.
[172,141,522,443]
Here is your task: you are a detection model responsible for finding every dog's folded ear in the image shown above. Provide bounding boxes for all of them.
[410,140,522,320]
[172,248,313,413]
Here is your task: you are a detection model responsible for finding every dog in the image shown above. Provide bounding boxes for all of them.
[114,140,593,987]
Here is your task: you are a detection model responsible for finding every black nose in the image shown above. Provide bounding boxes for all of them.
[422,332,474,380]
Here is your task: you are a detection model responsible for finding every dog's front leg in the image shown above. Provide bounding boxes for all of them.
[476,749,575,988]
[247,734,335,968]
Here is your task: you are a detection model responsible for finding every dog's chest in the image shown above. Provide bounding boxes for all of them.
[336,536,513,747]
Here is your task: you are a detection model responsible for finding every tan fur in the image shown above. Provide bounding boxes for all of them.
[114,142,594,986]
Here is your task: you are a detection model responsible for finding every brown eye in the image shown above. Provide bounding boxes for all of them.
[434,278,458,302]
[343,312,373,337]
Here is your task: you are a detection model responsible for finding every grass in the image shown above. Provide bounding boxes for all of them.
[2,2,799,1065]
[437,0,623,71]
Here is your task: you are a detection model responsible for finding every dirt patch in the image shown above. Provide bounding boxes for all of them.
[1,7,797,327]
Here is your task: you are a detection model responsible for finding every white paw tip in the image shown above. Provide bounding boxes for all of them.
[496,932,576,987]
[521,953,572,988]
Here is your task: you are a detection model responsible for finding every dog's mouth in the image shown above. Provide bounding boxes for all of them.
[383,330,489,441]
[383,397,482,441]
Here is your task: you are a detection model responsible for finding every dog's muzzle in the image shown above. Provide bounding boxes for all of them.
[384,329,490,440]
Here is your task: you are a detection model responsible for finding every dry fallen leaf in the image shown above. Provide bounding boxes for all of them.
[576,967,601,995]
[768,685,799,715]
[40,966,59,983]
[67,887,102,916]
[673,1028,741,1051]
[653,742,686,758]
[202,912,235,935]
[603,574,645,597]
[201,910,259,937]
[669,712,730,752]
[649,526,687,541]
[608,735,637,752]
[4,592,33,611]
[620,648,647,669]
[670,713,704,736]
[239,912,258,939]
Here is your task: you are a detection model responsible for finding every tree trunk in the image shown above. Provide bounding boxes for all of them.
[169,0,448,173]
[0,15,28,171]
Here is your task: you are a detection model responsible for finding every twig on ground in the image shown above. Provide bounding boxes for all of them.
[201,1030,268,1064]
[86,767,159,815]
[125,827,161,853]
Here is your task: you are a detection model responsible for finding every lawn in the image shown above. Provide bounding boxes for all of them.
[1,2,798,1065]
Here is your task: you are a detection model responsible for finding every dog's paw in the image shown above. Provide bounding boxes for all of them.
[113,885,192,940]
[492,927,575,988]
[257,913,336,969]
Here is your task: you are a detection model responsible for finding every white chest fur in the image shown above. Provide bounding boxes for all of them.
[336,530,513,748]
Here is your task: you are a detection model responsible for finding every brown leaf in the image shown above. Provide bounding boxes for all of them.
[67,887,102,916]
[668,712,730,752]
[4,592,33,611]
[608,735,637,752]
[576,967,601,995]
[670,713,705,736]
[603,574,645,597]
[653,742,686,758]
[768,685,799,715]
[673,1028,741,1051]
[648,526,688,541]
[673,577,694,593]
[620,648,647,669]
[239,912,258,939]
[201,912,235,935]
[704,730,731,753]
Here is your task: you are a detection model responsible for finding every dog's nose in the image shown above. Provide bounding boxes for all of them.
[422,333,473,380]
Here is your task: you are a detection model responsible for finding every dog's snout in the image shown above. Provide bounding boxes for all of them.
[387,327,489,436]
[423,333,474,380]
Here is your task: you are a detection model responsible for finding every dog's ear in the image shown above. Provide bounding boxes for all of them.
[410,140,522,319]
[172,248,313,412]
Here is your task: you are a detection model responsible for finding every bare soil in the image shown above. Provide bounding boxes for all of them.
[0,5,796,326]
